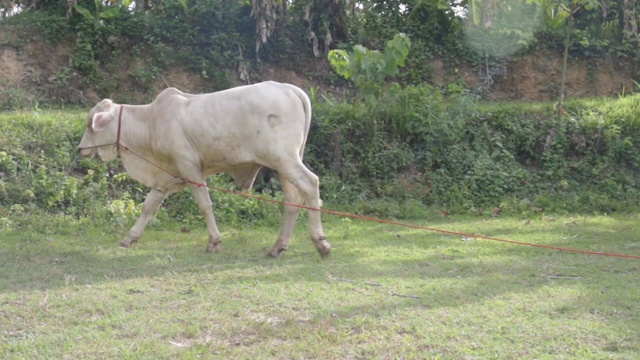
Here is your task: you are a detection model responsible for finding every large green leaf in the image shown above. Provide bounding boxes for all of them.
[74,5,95,22]
[99,7,120,19]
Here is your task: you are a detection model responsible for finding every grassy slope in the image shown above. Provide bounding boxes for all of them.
[1,214,639,359]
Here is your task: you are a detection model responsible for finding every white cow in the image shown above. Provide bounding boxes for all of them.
[77,81,330,258]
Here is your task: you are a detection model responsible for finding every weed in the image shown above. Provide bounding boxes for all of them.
[0,86,31,110]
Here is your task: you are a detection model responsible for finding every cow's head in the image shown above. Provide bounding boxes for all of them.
[77,99,119,162]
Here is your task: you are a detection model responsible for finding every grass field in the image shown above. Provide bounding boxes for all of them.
[1,212,639,359]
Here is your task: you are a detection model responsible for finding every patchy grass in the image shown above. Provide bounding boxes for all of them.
[1,213,639,359]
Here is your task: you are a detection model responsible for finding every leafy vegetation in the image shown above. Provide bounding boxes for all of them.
[1,0,639,108]
[328,33,411,104]
[306,89,640,216]
[2,92,640,234]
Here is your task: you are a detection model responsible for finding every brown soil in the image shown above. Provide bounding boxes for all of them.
[0,33,636,106]
[0,46,24,87]
[432,50,636,101]
[493,51,635,100]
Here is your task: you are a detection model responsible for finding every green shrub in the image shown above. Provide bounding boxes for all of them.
[308,88,640,215]
[2,92,640,229]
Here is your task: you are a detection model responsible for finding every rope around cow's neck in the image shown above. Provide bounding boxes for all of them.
[116,105,124,151]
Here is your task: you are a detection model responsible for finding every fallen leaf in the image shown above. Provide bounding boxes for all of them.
[169,340,190,348]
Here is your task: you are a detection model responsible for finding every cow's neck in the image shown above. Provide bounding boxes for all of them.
[118,104,153,151]
[115,104,168,187]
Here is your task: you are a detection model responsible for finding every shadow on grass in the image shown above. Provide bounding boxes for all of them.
[1,214,638,309]
[0,228,272,293]
[2,215,639,358]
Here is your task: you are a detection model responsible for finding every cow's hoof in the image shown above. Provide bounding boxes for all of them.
[119,237,137,248]
[315,239,331,258]
[206,242,221,253]
[267,247,287,258]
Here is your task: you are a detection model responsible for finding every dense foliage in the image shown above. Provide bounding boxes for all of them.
[1,1,640,228]
[1,0,639,108]
[307,89,640,216]
[2,92,640,231]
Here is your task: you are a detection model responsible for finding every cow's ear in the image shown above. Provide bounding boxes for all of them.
[92,112,113,132]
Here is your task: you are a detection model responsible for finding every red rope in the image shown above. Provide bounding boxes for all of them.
[116,105,124,151]
[83,125,640,260]
[196,186,640,260]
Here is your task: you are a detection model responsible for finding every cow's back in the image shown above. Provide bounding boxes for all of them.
[152,82,311,169]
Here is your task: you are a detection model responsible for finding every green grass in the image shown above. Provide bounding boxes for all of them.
[1,213,639,359]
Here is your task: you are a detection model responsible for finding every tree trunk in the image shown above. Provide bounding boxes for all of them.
[622,0,639,42]
[558,15,574,115]
[251,0,279,60]
[306,0,349,56]
[328,0,348,44]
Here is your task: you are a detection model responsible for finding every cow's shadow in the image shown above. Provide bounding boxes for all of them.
[0,227,299,294]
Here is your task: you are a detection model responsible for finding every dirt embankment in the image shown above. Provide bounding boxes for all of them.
[0,32,637,106]
[432,53,636,101]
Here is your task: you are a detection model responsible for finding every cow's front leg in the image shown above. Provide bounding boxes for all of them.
[120,188,167,248]
[188,183,222,253]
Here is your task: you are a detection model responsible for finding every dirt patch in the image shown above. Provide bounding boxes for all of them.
[0,47,26,87]
[0,33,89,106]
[491,51,635,100]
[258,66,312,89]
[156,66,208,93]
[0,34,636,105]
[432,50,635,101]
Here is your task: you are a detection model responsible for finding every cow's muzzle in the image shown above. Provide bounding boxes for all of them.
[77,146,96,157]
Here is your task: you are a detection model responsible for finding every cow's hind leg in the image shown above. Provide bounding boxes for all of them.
[268,176,303,257]
[186,180,222,253]
[279,161,330,258]
[120,188,167,248]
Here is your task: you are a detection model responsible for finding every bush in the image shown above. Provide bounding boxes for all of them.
[2,92,640,229]
[308,88,640,215]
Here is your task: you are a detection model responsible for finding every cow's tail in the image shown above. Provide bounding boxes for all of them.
[289,84,313,158]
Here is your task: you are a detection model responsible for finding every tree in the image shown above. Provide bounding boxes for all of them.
[251,0,281,59]
[541,0,603,113]
[328,33,411,104]
[250,0,349,59]
[297,0,350,57]
[621,0,639,43]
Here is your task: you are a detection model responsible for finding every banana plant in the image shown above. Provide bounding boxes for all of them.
[73,0,132,23]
